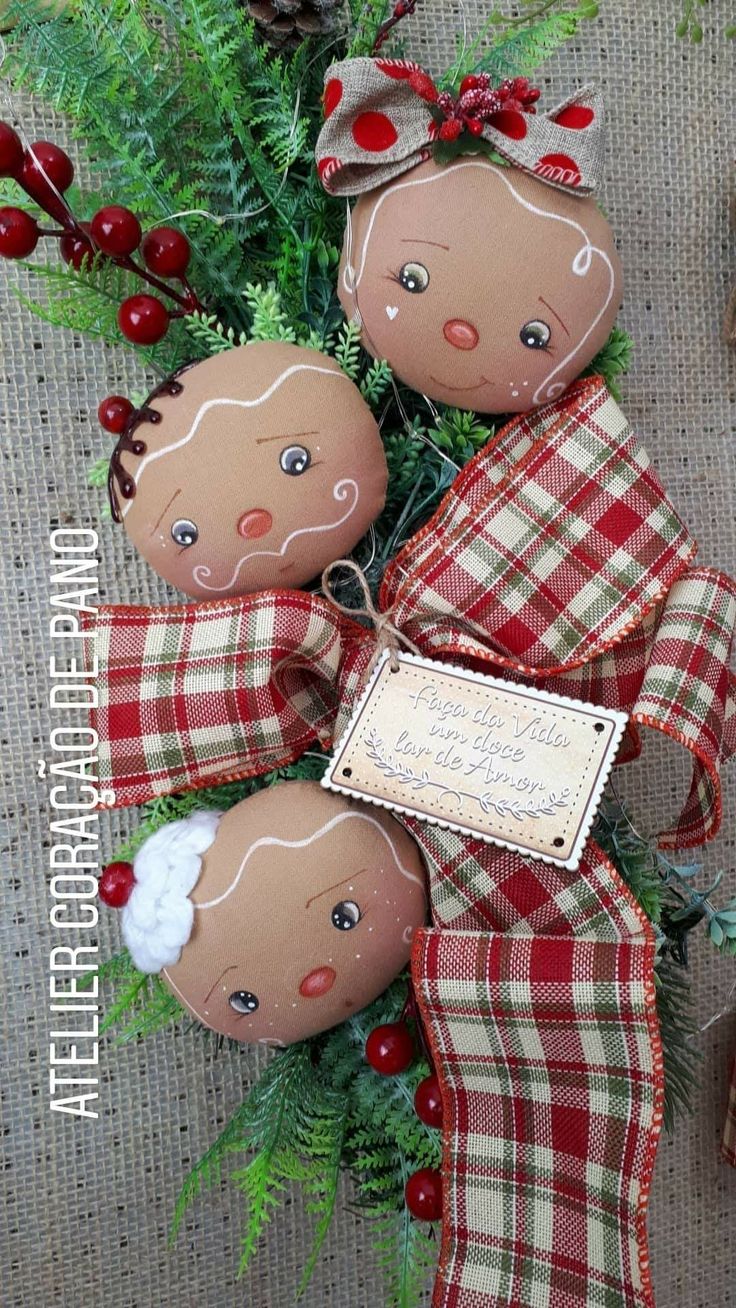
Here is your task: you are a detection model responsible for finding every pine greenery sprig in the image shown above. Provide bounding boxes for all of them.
[444,2,600,89]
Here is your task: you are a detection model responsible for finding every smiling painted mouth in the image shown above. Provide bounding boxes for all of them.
[428,374,492,393]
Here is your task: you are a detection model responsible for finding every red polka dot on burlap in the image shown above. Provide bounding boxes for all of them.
[375,59,419,80]
[352,111,398,153]
[487,109,528,141]
[552,104,595,130]
[534,153,582,186]
[323,78,343,118]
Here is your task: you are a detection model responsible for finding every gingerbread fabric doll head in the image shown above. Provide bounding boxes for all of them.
[102,781,427,1046]
[109,341,388,599]
[317,59,622,412]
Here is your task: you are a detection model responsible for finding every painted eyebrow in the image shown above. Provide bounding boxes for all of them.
[306,866,372,909]
[401,239,450,250]
[255,430,320,445]
[538,295,570,337]
[150,487,181,534]
[204,964,238,1003]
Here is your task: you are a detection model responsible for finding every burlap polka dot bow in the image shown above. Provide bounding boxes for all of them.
[315,57,605,196]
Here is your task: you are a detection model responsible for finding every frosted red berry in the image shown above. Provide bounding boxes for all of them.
[118,294,169,345]
[60,223,95,271]
[98,395,134,434]
[90,205,142,258]
[438,119,463,142]
[0,122,24,178]
[414,1073,443,1128]
[0,207,39,258]
[21,141,74,194]
[408,71,439,104]
[98,861,135,908]
[405,1167,442,1221]
[365,1021,415,1075]
[141,226,191,278]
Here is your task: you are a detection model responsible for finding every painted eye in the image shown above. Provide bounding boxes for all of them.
[228,990,259,1014]
[398,262,430,293]
[520,320,551,350]
[279,444,311,476]
[171,518,198,547]
[331,900,361,931]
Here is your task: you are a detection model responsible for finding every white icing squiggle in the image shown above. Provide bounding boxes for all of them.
[122,362,350,519]
[347,162,616,408]
[191,478,360,592]
[197,809,425,910]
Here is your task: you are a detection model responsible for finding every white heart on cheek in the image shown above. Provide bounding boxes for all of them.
[385,305,399,320]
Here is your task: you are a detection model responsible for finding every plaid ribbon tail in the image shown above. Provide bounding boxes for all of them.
[407,824,663,1308]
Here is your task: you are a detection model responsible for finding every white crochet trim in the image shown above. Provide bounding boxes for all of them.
[121,810,222,973]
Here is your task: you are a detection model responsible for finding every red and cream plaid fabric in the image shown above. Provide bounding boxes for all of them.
[92,377,736,849]
[408,823,663,1308]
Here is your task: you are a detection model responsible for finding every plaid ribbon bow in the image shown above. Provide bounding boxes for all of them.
[315,57,604,195]
[93,376,736,849]
[91,376,736,1307]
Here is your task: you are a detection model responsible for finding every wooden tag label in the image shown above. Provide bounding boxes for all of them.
[322,652,627,870]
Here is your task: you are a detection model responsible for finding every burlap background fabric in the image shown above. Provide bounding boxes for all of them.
[2,3,734,1304]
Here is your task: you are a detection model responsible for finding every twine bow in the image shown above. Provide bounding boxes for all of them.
[321,558,422,675]
[316,57,605,196]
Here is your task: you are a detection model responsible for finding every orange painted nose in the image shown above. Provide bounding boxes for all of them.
[299,966,337,998]
[443,318,479,350]
[237,508,273,539]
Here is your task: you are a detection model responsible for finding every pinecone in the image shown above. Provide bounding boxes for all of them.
[247,0,344,50]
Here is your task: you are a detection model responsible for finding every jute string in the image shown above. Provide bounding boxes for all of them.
[321,558,422,676]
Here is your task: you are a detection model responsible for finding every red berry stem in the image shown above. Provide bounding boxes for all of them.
[372,0,419,53]
[119,254,201,311]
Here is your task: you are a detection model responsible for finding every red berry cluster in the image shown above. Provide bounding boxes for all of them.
[0,120,203,347]
[409,70,541,142]
[365,997,444,1223]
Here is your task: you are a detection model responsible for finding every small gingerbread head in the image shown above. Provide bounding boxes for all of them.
[317,60,622,413]
[102,782,427,1046]
[110,341,388,599]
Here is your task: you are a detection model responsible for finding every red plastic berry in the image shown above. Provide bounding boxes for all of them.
[459,74,481,95]
[0,206,39,258]
[98,861,135,908]
[365,1021,415,1075]
[118,294,170,345]
[21,140,74,194]
[405,1168,442,1221]
[98,395,134,434]
[466,118,485,137]
[414,1073,443,1128]
[90,205,142,257]
[0,122,24,178]
[60,222,95,271]
[141,226,191,278]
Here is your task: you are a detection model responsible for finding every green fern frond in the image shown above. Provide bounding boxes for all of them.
[334,319,363,379]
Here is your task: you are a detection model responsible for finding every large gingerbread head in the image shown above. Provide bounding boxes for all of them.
[317,60,622,413]
[110,341,387,599]
[104,782,427,1046]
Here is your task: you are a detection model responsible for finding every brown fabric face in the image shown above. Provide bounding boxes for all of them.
[120,342,387,599]
[339,157,622,412]
[162,782,427,1045]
